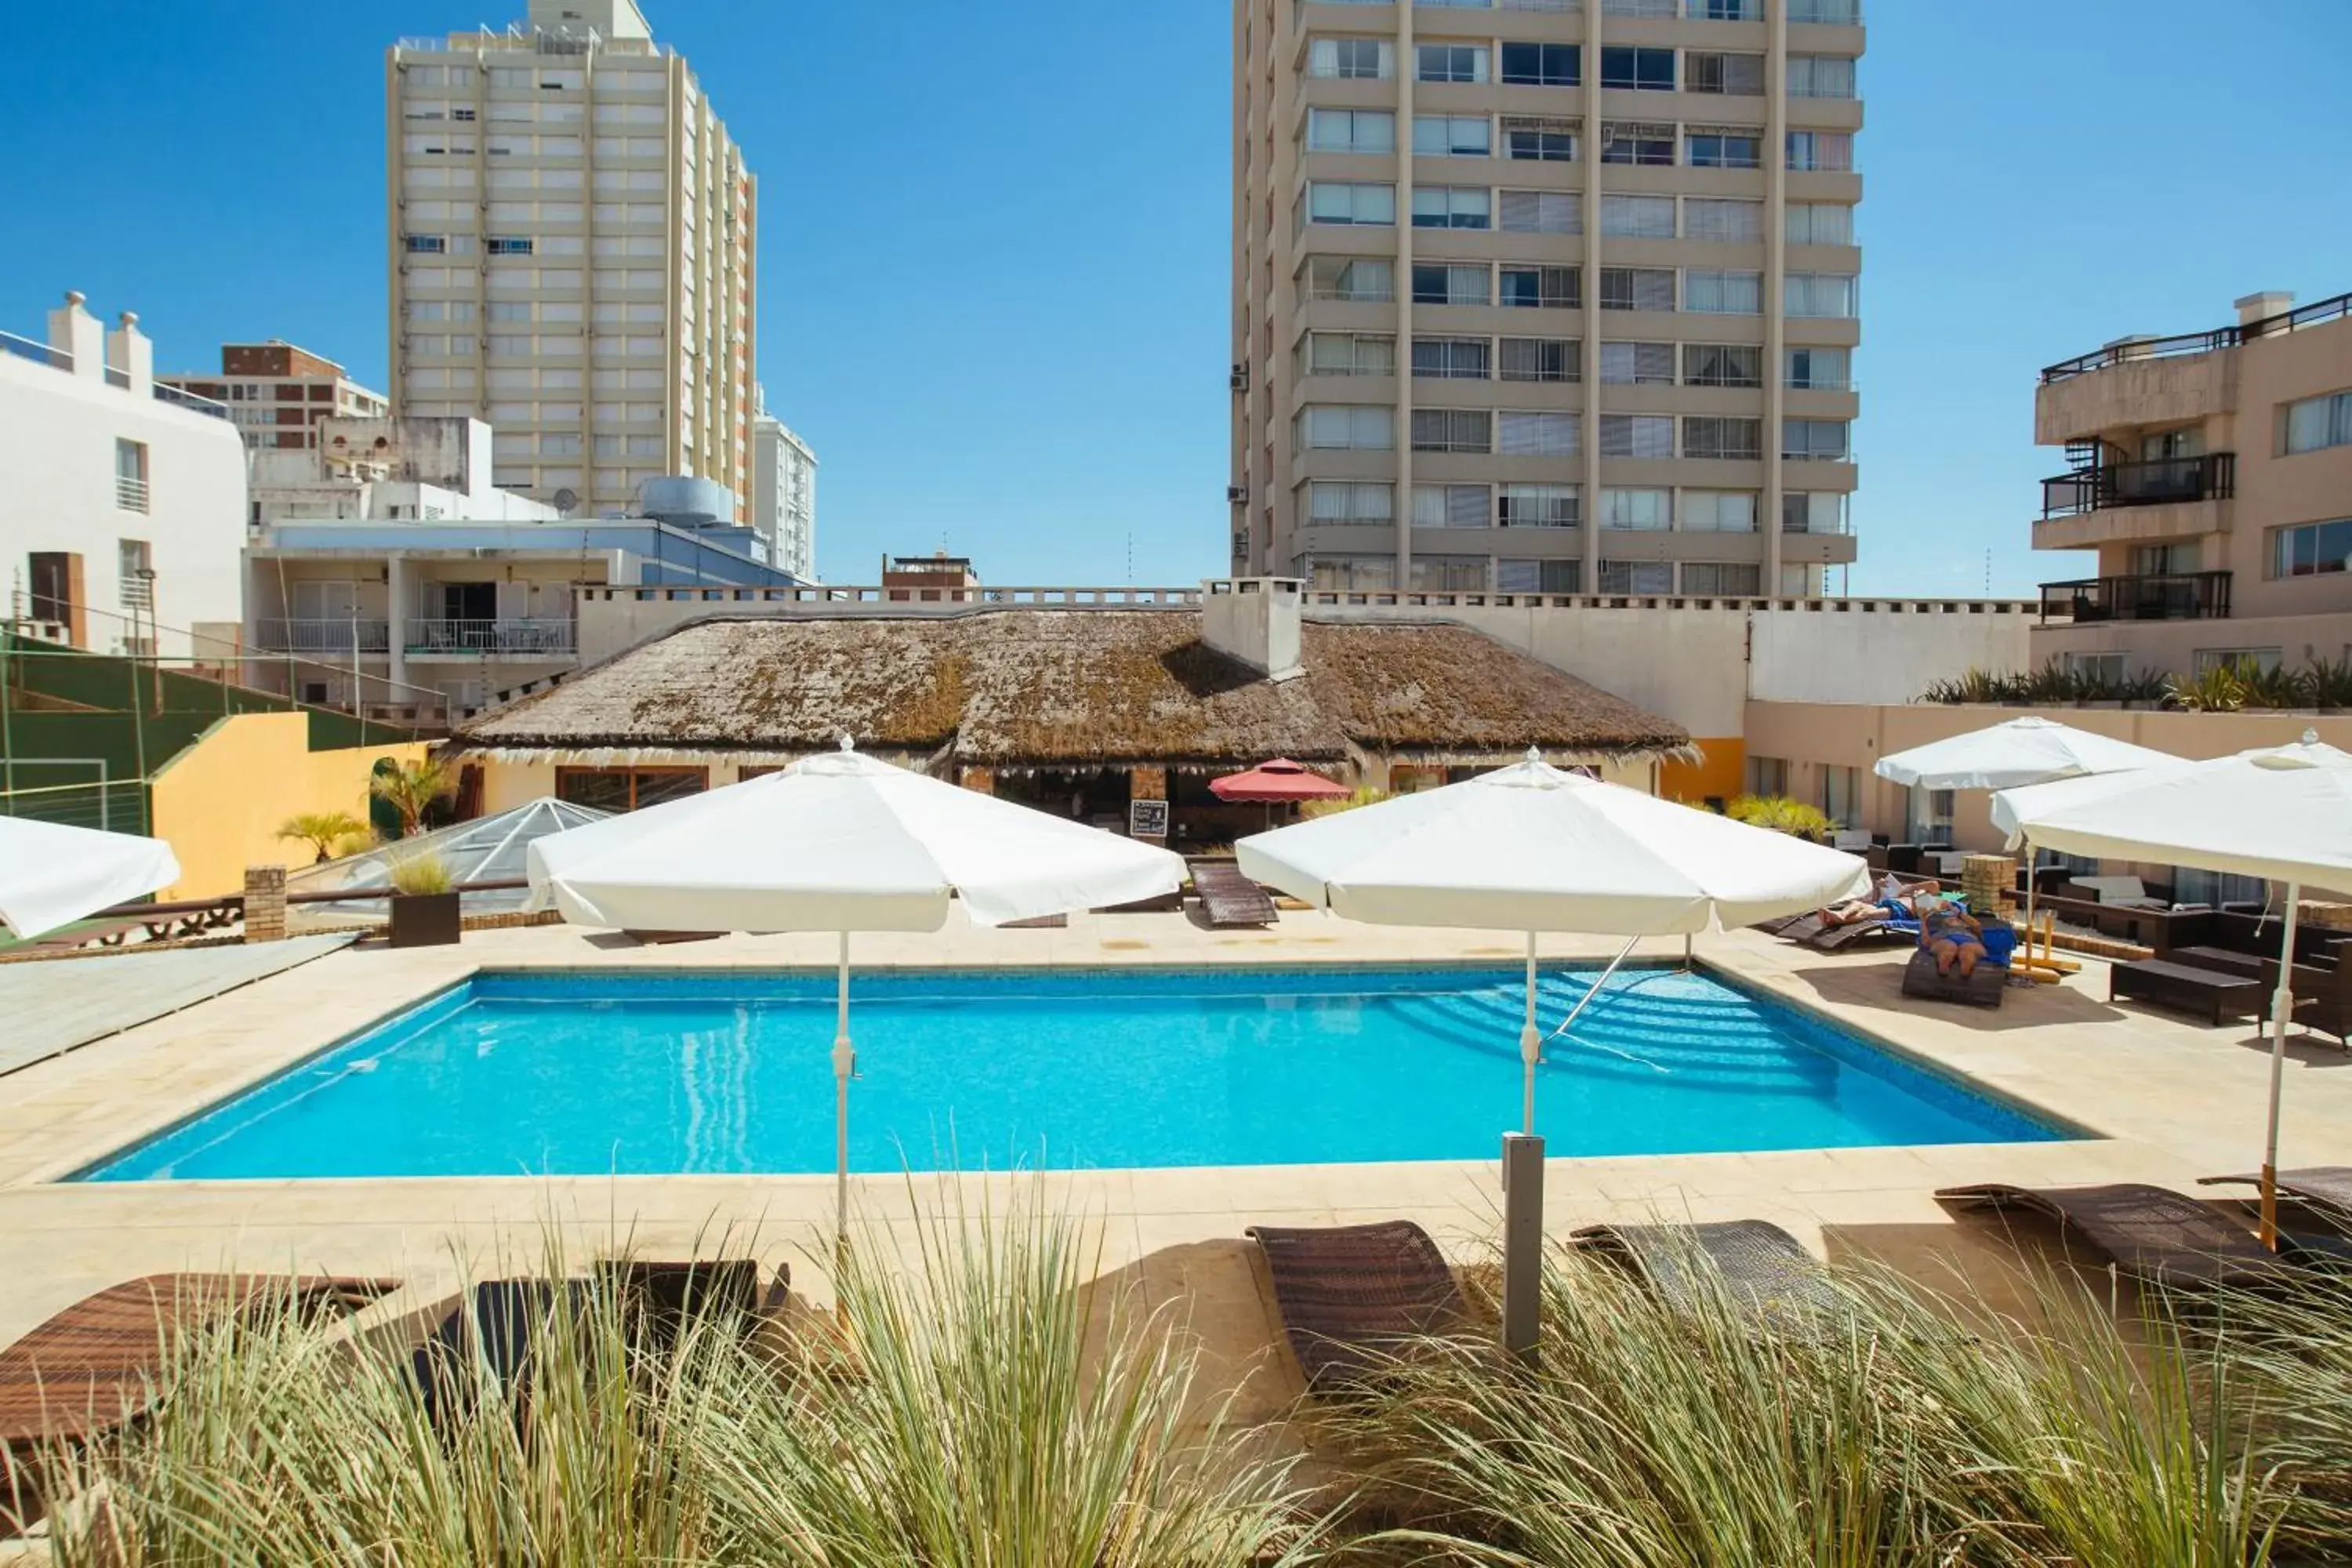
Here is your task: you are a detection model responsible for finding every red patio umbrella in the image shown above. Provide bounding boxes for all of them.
[1210,759,1352,803]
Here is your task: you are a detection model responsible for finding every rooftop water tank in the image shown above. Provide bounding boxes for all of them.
[637,475,737,527]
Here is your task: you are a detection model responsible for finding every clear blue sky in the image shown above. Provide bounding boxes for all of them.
[2,1,2345,593]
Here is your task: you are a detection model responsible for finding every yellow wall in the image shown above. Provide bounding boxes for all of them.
[149,713,433,898]
[1658,738,1743,806]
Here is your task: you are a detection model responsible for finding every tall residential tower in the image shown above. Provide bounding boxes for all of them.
[387,0,756,520]
[1232,0,1862,597]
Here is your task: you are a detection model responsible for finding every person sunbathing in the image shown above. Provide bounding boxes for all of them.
[1921,897,1987,978]
[1819,877,1940,927]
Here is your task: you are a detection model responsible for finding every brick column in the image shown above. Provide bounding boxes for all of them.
[243,864,287,943]
[960,767,995,796]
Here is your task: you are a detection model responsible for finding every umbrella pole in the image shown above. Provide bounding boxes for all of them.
[2261,882,2303,1251]
[1520,931,1540,1136]
[833,931,856,1261]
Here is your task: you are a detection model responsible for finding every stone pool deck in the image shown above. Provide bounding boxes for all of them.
[0,909,2347,1386]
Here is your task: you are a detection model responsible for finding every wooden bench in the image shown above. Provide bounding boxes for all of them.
[2111,958,2263,1027]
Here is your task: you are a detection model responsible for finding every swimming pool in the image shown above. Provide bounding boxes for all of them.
[77,966,2069,1181]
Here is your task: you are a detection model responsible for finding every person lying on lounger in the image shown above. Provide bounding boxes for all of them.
[1920,896,1987,978]
[1819,878,1940,927]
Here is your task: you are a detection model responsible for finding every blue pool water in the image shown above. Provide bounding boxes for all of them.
[78,967,2068,1181]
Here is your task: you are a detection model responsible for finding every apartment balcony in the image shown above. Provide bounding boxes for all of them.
[2037,571,2231,626]
[2035,452,2234,550]
[258,619,393,655]
[405,618,578,658]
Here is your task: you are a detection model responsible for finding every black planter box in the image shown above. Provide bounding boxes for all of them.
[388,891,462,948]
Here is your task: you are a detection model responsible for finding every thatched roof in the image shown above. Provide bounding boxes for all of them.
[457,611,1689,768]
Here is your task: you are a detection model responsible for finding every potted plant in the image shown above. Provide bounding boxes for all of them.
[275,811,369,865]
[385,847,462,948]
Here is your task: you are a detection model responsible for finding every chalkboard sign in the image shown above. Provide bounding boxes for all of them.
[1128,798,1171,839]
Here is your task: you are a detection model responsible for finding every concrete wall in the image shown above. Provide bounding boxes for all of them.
[1751,601,2036,706]
[147,711,431,898]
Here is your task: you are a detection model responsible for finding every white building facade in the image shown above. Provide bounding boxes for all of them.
[1,292,249,659]
[750,391,816,579]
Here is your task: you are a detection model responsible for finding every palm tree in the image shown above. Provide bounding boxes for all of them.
[275,811,368,864]
[369,757,456,839]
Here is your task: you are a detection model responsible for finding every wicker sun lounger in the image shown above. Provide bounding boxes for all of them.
[1936,1182,2290,1288]
[1189,858,1278,929]
[1247,1220,1466,1392]
[2201,1167,2352,1228]
[1570,1220,1842,1318]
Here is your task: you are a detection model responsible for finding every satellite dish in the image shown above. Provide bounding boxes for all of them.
[551,488,579,516]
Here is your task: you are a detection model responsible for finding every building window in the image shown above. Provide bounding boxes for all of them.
[1682,417,1762,461]
[556,768,710,812]
[1599,560,1675,594]
[1599,121,1675,165]
[1684,270,1762,315]
[1600,194,1675,238]
[1783,492,1849,535]
[28,551,78,630]
[1599,46,1675,90]
[1787,130,1854,172]
[401,233,448,254]
[1306,256,1395,302]
[1499,483,1581,528]
[1785,346,1849,390]
[2194,648,2284,675]
[1786,201,1853,245]
[1784,272,1859,318]
[1788,0,1862,23]
[1686,50,1766,94]
[1599,341,1675,386]
[1301,331,1398,377]
[1748,755,1790,796]
[1412,186,1491,229]
[1306,481,1396,526]
[1305,181,1396,225]
[1498,558,1581,593]
[1498,410,1579,457]
[1308,107,1397,154]
[1692,0,1762,17]
[1680,562,1762,597]
[1682,491,1759,532]
[1306,481,1395,526]
[1601,486,1673,528]
[486,236,535,256]
[1308,38,1393,78]
[1820,764,1861,827]
[1599,267,1676,312]
[1685,343,1762,387]
[1500,42,1579,86]
[1498,336,1578,383]
[1685,198,1762,242]
[1297,405,1396,451]
[2285,390,2352,455]
[1410,555,1489,591]
[1411,262,1491,307]
[1306,554,1397,591]
[1686,127,1763,169]
[1599,417,1675,460]
[1787,54,1857,97]
[113,440,149,514]
[1411,408,1493,454]
[1412,114,1491,158]
[1500,263,1580,309]
[1501,116,1578,162]
[1497,189,1581,234]
[2270,517,2352,578]
[1412,336,1491,379]
[1415,42,1490,82]
[116,539,153,607]
[1413,484,1491,528]
[1783,419,1851,462]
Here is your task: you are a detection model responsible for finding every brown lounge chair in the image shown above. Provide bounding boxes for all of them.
[1247,1220,1466,1392]
[1901,948,2007,1008]
[2201,1167,2352,1229]
[1188,858,1277,929]
[1570,1219,1841,1319]
[1935,1182,2292,1288]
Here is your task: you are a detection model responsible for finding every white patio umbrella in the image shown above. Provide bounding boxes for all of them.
[1236,750,1871,1134]
[527,739,1186,1243]
[0,815,181,940]
[1876,717,2178,970]
[1997,732,2352,1247]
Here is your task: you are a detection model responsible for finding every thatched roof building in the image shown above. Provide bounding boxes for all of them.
[456,608,1690,774]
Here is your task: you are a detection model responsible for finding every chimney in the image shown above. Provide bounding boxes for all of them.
[106,310,153,396]
[1202,577,1304,681]
[45,290,103,379]
[2235,290,2295,328]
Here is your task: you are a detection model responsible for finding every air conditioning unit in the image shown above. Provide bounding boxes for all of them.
[1229,362,1248,392]
[1226,484,1248,504]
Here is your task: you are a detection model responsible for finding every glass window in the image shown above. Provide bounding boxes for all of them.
[1785,201,1853,245]
[1412,262,1491,306]
[557,768,708,812]
[1302,331,1397,376]
[1599,416,1675,459]
[1787,131,1854,172]
[1306,181,1396,225]
[1498,337,1578,383]
[1306,554,1398,592]
[1412,186,1491,229]
[1685,198,1762,241]
[1681,562,1762,596]
[2193,648,2284,675]
[1497,190,1581,234]
[1599,341,1675,385]
[1499,42,1579,86]
[1685,343,1762,387]
[1413,114,1491,157]
[1682,491,1759,532]
[1306,481,1396,524]
[1599,46,1675,90]
[1785,347,1849,390]
[1686,50,1766,93]
[1308,38,1393,78]
[1599,560,1675,593]
[1788,0,1860,21]
[1298,405,1396,450]
[1685,269,1763,314]
[2284,390,2352,454]
[1599,267,1675,312]
[1782,492,1849,535]
[1497,558,1582,593]
[1600,194,1675,238]
[1499,483,1580,528]
[1410,555,1490,592]
[1308,107,1396,154]
[1500,264,1579,308]
[1415,42,1490,82]
[1599,121,1675,165]
[1784,272,1858,317]
[1501,116,1578,162]
[1681,417,1762,460]
[1497,410,1579,456]
[1686,129,1763,169]
[1782,419,1851,461]
[1308,256,1396,301]
[1411,408,1493,453]
[1411,336,1490,379]
[1788,55,1857,97]
[2270,518,2352,578]
[1413,484,1491,528]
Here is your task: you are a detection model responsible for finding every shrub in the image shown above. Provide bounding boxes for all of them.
[274,811,368,865]
[386,847,455,897]
[370,757,458,839]
[1725,793,1835,841]
[2168,663,2247,713]
[1301,786,1391,820]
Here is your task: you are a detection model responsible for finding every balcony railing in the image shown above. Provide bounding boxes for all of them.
[114,477,149,514]
[2041,452,2234,519]
[2038,571,2232,625]
[406,618,577,656]
[259,619,393,654]
[154,381,231,420]
[2042,289,2352,383]
[0,329,68,370]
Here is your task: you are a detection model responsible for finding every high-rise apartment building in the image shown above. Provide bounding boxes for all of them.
[750,385,818,580]
[387,0,756,521]
[160,343,389,455]
[1232,0,1862,598]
